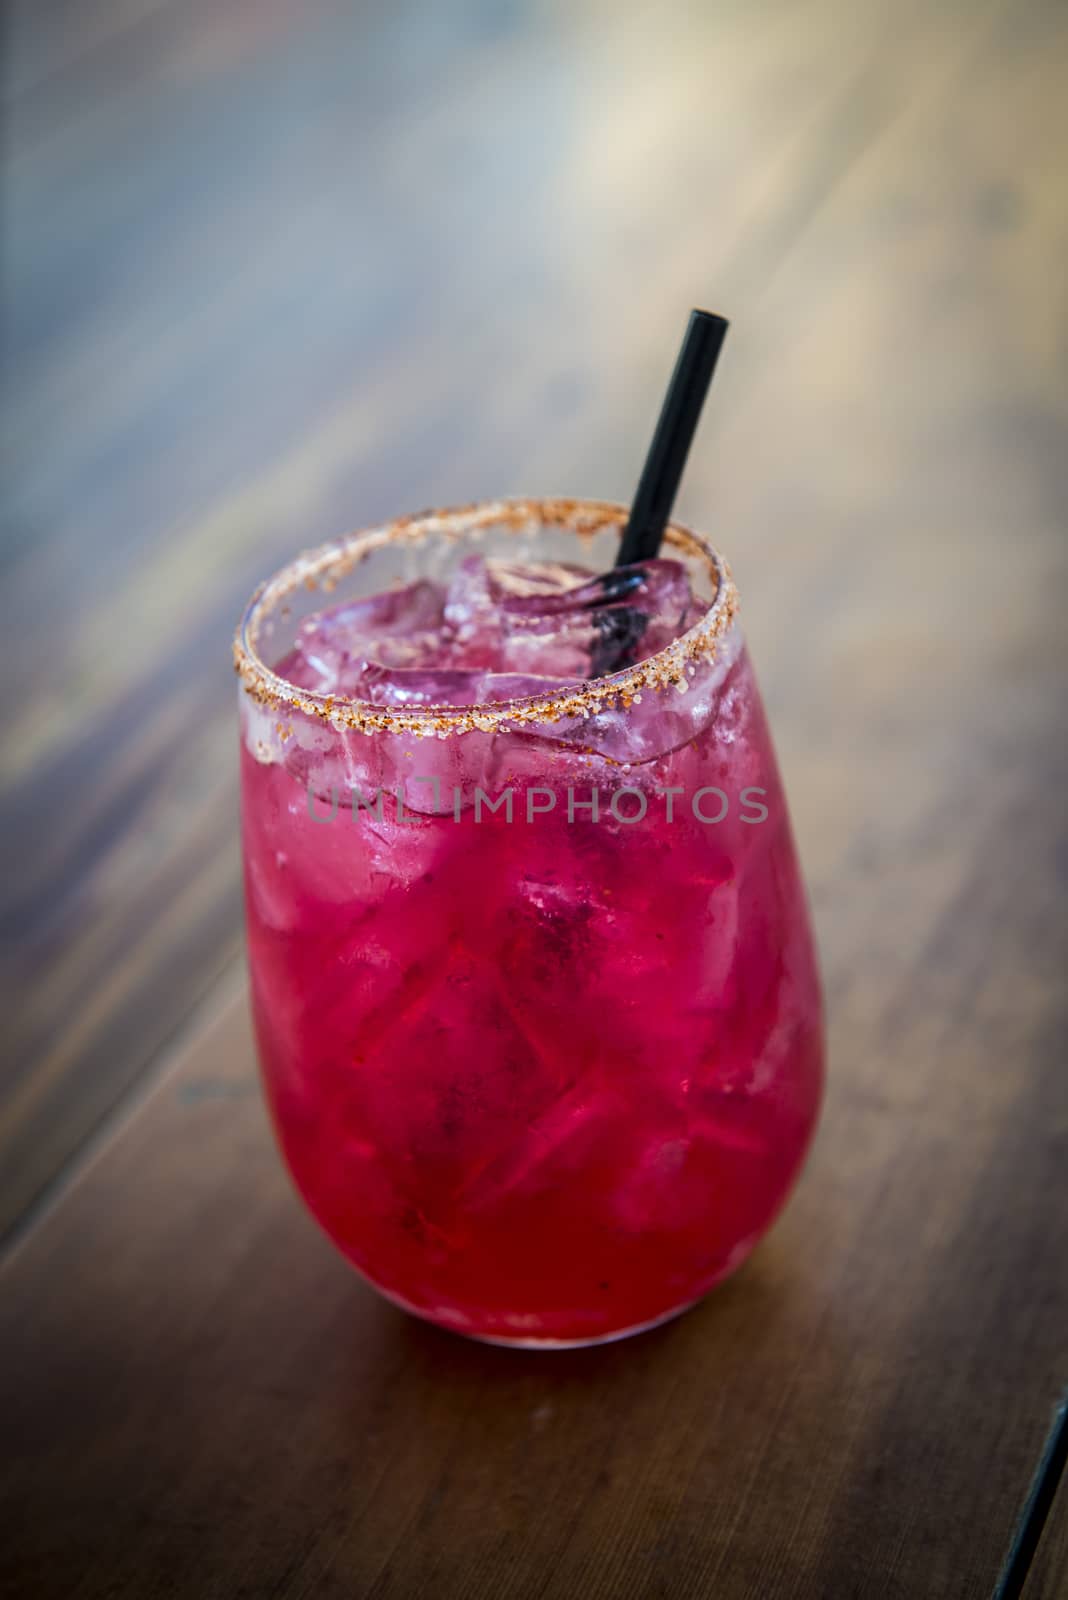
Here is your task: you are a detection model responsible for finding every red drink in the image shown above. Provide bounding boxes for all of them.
[236,500,822,1345]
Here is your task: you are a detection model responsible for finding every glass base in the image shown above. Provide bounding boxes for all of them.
[383,1287,703,1349]
[465,1299,701,1348]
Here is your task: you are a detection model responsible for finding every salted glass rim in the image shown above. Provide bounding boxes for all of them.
[233,497,739,738]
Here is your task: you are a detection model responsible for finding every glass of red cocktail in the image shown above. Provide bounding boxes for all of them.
[235,498,823,1345]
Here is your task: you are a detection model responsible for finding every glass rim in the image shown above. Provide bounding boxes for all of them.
[233,496,739,738]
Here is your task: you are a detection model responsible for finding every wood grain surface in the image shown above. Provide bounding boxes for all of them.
[2,0,1067,1594]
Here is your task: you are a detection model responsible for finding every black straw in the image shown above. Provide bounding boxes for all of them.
[616,309,728,567]
[992,1392,1068,1600]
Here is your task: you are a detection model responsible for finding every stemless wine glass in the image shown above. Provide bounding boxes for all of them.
[235,499,823,1346]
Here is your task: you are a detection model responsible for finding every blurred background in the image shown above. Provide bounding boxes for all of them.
[2,0,1066,1248]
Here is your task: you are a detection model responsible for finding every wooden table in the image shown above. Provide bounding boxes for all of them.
[2,2,1066,1594]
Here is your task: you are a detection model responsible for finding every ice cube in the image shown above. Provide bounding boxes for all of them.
[362,666,488,708]
[361,665,583,710]
[610,1135,717,1234]
[455,1082,605,1211]
[302,579,445,644]
[276,580,446,697]
[338,945,583,1188]
[498,558,693,676]
[492,558,592,598]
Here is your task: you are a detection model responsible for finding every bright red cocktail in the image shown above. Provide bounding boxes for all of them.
[236,499,823,1345]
